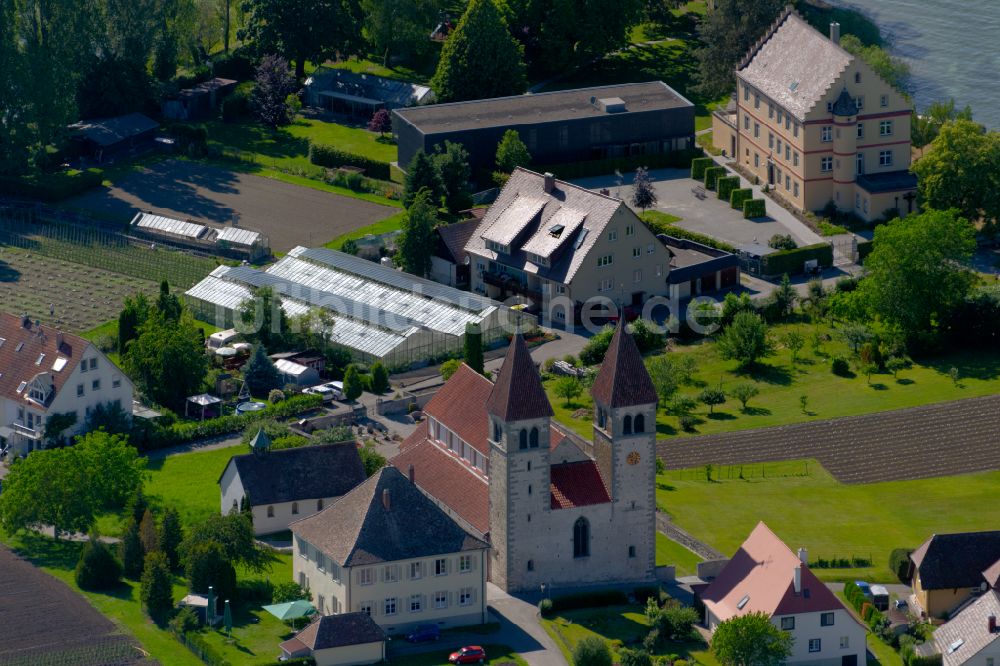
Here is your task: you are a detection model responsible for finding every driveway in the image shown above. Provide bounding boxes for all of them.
[64,159,398,252]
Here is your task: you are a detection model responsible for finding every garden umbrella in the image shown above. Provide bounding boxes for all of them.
[261,600,317,621]
[224,599,232,637]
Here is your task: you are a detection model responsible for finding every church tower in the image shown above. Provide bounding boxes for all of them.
[590,324,659,579]
[487,334,554,591]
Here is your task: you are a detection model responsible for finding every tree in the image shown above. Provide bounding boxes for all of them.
[768,235,796,251]
[370,362,390,394]
[240,0,360,79]
[464,322,484,375]
[118,293,150,355]
[772,274,796,318]
[698,387,726,414]
[159,507,184,570]
[75,431,145,511]
[343,364,364,400]
[367,108,392,136]
[712,611,794,666]
[120,518,145,579]
[911,98,973,149]
[580,326,616,366]
[360,0,441,66]
[239,285,287,350]
[359,442,387,477]
[397,189,439,277]
[431,0,527,103]
[912,120,1000,231]
[341,238,360,256]
[858,209,976,346]
[182,512,271,574]
[839,34,910,93]
[630,167,658,213]
[573,636,612,666]
[495,129,531,173]
[646,356,681,407]
[434,141,473,213]
[694,0,787,98]
[85,401,132,435]
[140,551,174,619]
[124,312,208,412]
[243,345,281,395]
[440,358,462,380]
[76,537,123,590]
[251,54,298,127]
[139,509,159,555]
[155,280,183,323]
[554,376,583,406]
[43,412,77,447]
[403,150,444,209]
[728,382,759,411]
[184,540,238,601]
[272,581,309,603]
[717,312,774,368]
[782,329,805,364]
[885,355,910,379]
[125,487,149,526]
[840,323,871,354]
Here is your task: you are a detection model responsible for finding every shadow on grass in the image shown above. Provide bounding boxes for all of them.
[896,378,915,385]
[870,383,889,391]
[923,352,1000,382]
[706,411,736,420]
[9,531,82,570]
[742,363,793,386]
[741,406,772,416]
[656,422,678,436]
[0,260,21,283]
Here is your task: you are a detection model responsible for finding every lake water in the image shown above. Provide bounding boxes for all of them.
[828,0,1000,128]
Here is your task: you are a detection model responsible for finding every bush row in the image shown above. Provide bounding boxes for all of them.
[809,556,872,569]
[716,176,740,202]
[760,242,833,277]
[0,168,104,202]
[730,187,752,211]
[539,148,703,181]
[742,198,766,219]
[690,156,714,181]
[704,166,727,191]
[657,225,737,253]
[308,142,391,181]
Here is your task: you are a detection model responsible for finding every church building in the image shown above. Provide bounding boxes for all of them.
[392,325,658,592]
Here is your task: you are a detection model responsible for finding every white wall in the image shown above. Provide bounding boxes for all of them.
[252,497,338,536]
[219,461,245,516]
[314,641,384,666]
[775,609,866,666]
[430,256,458,287]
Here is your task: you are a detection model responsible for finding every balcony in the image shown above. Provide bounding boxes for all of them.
[11,422,41,440]
[482,271,543,301]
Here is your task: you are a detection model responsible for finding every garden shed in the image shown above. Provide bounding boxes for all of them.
[69,113,160,163]
[279,613,386,666]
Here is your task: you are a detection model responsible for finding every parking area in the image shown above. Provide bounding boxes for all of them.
[65,159,399,252]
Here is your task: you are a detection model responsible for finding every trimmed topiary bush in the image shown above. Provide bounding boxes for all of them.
[730,187,753,210]
[743,198,767,219]
[717,176,740,202]
[761,243,834,276]
[704,166,727,191]
[538,598,553,617]
[691,157,714,181]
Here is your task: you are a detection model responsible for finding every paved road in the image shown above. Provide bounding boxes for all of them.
[64,159,398,252]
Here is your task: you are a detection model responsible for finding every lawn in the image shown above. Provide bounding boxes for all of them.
[657,460,1000,583]
[542,605,719,666]
[656,533,703,577]
[145,442,248,528]
[545,319,1000,440]
[390,644,527,666]
[834,591,905,666]
[324,210,408,250]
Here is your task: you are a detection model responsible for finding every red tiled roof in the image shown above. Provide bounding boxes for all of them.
[701,522,852,620]
[423,363,493,456]
[550,461,611,509]
[0,312,88,408]
[591,324,657,408]
[392,427,490,535]
[486,334,553,422]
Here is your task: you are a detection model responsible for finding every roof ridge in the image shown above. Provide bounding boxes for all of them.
[738,4,797,70]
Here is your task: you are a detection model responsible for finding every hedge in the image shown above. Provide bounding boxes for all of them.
[889,548,913,582]
[691,157,714,181]
[537,148,701,181]
[550,589,628,612]
[760,242,833,276]
[730,188,752,210]
[0,168,104,202]
[308,142,391,181]
[716,176,740,202]
[908,655,942,666]
[742,198,766,219]
[652,224,736,253]
[857,239,873,261]
[704,166,727,191]
[844,581,864,611]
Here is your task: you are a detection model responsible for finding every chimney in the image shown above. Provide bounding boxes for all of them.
[56,331,64,349]
[21,312,29,328]
[798,547,808,565]
[793,564,802,594]
[543,172,555,193]
[990,615,997,633]
[830,22,840,45]
[408,464,415,484]
[382,488,391,510]
[600,188,611,196]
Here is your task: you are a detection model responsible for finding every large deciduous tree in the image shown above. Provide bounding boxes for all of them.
[431,0,527,103]
[238,285,288,350]
[712,611,793,666]
[397,189,439,277]
[857,208,976,347]
[495,129,531,173]
[717,311,774,369]
[360,0,442,66]
[124,312,208,412]
[251,54,298,128]
[693,0,787,98]
[911,98,973,149]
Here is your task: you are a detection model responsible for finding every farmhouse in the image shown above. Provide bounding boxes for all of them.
[393,82,694,181]
[919,589,1000,666]
[304,68,434,118]
[712,7,917,221]
[279,613,387,666]
[218,434,366,536]
[909,531,1000,619]
[701,522,867,666]
[391,326,658,593]
[290,466,490,633]
[185,246,533,367]
[0,312,134,457]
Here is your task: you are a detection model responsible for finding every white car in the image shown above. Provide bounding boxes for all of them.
[324,381,345,400]
[304,385,336,402]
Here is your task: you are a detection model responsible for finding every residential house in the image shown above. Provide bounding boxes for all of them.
[279,613,387,666]
[290,466,490,633]
[304,68,434,118]
[465,168,672,323]
[391,326,658,593]
[431,219,480,289]
[393,82,694,182]
[218,435,366,535]
[910,531,1000,619]
[712,8,917,221]
[918,590,1000,666]
[701,522,867,666]
[0,312,134,457]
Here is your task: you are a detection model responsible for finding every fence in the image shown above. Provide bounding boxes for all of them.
[667,460,814,481]
[0,207,219,289]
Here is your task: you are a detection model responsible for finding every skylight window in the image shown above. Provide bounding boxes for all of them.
[789,81,799,92]
[574,228,589,249]
[52,357,68,372]
[35,353,45,366]
[737,594,750,610]
[549,224,565,237]
[14,342,24,352]
[16,381,27,393]
[947,639,964,654]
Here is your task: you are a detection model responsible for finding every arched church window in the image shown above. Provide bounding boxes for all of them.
[623,414,633,435]
[597,409,606,429]
[519,429,528,449]
[634,414,645,433]
[529,427,539,448]
[573,517,590,558]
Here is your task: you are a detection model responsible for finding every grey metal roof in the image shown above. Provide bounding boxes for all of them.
[393,81,692,133]
[132,212,210,240]
[856,171,918,194]
[305,67,433,107]
[216,227,263,246]
[738,11,852,121]
[69,112,160,147]
[932,590,1000,666]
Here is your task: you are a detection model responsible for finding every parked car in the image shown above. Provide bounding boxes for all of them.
[303,385,336,402]
[894,599,908,611]
[406,624,440,643]
[449,646,486,664]
[324,381,345,400]
[854,580,872,599]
